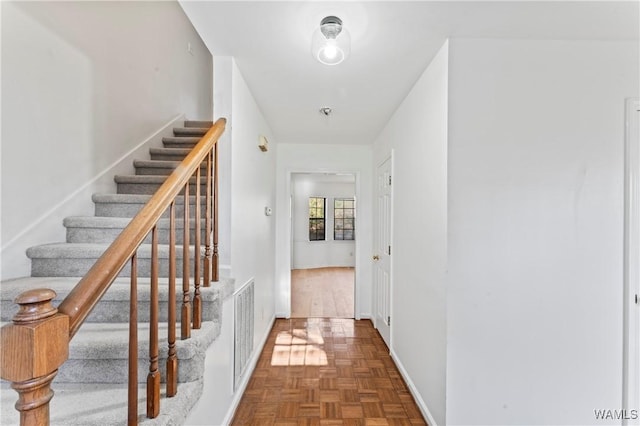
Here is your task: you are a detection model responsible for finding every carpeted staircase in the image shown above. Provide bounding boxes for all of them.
[0,121,233,425]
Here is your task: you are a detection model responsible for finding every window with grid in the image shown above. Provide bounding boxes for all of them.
[308,197,325,241]
[334,198,355,240]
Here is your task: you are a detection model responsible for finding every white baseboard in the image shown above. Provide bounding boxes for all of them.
[390,348,438,426]
[221,314,276,425]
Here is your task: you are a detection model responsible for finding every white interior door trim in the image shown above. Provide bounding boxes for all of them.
[623,98,640,425]
[284,169,363,320]
[373,151,394,347]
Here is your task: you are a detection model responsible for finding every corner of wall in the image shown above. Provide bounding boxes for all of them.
[391,348,439,426]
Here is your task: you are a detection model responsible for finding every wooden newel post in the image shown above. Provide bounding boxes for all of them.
[0,289,69,426]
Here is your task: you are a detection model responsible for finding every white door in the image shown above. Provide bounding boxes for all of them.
[374,155,393,347]
[624,98,640,425]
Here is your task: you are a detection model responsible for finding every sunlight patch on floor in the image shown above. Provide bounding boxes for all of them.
[271,329,328,366]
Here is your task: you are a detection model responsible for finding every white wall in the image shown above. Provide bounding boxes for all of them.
[1,1,213,279]
[291,174,356,269]
[186,295,234,425]
[229,59,277,342]
[186,58,277,425]
[446,39,639,425]
[275,144,373,318]
[213,56,233,271]
[372,41,449,426]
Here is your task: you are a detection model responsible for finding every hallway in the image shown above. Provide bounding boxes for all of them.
[231,318,427,425]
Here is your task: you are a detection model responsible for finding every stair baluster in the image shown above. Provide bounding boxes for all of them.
[204,151,213,286]
[213,144,219,282]
[193,166,202,329]
[182,183,191,340]
[147,226,160,418]
[128,254,139,426]
[166,201,178,397]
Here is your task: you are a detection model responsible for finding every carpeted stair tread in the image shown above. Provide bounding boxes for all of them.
[133,159,207,175]
[65,216,207,244]
[64,216,203,230]
[57,321,220,384]
[184,120,213,128]
[92,193,205,218]
[172,127,209,136]
[115,175,207,195]
[27,243,202,277]
[148,147,197,161]
[149,147,191,156]
[0,321,220,385]
[114,175,206,184]
[0,276,233,323]
[65,321,218,361]
[92,193,154,204]
[0,276,233,302]
[64,216,132,228]
[161,137,201,148]
[92,193,206,205]
[1,379,204,426]
[27,243,196,259]
[133,159,189,169]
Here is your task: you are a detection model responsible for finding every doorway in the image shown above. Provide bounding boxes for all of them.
[289,173,356,318]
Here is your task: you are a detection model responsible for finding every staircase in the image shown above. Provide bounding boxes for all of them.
[0,120,233,425]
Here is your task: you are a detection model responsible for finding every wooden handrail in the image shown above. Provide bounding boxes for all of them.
[58,118,226,337]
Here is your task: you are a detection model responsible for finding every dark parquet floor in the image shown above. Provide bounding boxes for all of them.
[231,318,428,426]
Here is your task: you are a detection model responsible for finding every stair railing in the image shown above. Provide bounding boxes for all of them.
[0,118,226,426]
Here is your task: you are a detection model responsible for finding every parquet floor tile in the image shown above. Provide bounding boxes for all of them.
[231,318,427,425]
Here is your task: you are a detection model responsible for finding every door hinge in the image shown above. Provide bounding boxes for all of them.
[388,175,392,186]
[387,316,391,326]
[388,245,391,255]
[636,294,638,304]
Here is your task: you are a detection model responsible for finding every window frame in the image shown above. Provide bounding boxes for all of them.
[308,196,326,241]
[333,198,355,241]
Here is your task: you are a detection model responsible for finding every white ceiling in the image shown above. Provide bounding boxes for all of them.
[180,1,639,145]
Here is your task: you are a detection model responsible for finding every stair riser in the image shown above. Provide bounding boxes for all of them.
[162,141,199,149]
[87,297,220,323]
[1,295,220,324]
[117,182,207,195]
[67,227,209,245]
[95,202,205,218]
[173,128,208,137]
[135,165,207,176]
[31,256,202,278]
[150,152,204,162]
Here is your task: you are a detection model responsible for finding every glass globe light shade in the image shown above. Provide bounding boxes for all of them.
[311,16,351,66]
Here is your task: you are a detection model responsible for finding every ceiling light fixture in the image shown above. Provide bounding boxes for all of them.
[311,16,350,66]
